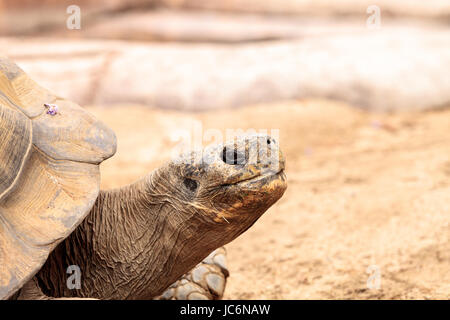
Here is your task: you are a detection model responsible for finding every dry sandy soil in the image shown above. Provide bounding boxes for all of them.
[87,99,450,299]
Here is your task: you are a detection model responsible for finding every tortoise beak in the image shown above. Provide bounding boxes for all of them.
[215,134,285,185]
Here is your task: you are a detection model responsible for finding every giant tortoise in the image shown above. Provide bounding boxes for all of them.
[0,56,287,300]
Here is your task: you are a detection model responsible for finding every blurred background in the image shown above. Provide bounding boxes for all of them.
[1,0,449,299]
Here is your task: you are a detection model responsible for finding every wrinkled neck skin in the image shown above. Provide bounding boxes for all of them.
[36,167,232,300]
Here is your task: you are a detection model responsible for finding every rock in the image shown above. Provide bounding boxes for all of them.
[1,25,449,111]
[1,1,449,37]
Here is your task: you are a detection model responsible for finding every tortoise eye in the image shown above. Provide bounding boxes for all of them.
[183,178,198,192]
[222,146,246,165]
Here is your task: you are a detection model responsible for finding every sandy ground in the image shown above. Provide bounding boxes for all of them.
[87,100,450,299]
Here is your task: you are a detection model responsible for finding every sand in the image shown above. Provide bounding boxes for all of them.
[87,99,450,299]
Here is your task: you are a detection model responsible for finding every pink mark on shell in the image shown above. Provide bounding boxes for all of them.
[44,103,59,116]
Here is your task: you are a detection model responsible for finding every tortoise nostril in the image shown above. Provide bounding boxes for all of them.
[222,146,246,165]
[267,138,271,145]
[183,178,198,192]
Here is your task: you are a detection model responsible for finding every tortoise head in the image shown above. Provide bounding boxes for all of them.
[154,134,287,242]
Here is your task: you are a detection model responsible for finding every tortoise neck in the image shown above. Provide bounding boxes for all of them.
[36,168,220,299]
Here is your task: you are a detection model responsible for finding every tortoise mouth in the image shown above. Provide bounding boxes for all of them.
[238,169,286,188]
[220,168,285,188]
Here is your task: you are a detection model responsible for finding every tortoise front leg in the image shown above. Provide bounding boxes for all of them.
[156,247,229,300]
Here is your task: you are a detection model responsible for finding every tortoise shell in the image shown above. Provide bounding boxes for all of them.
[0,56,116,299]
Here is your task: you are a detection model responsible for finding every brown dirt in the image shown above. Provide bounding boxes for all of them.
[87,99,450,299]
